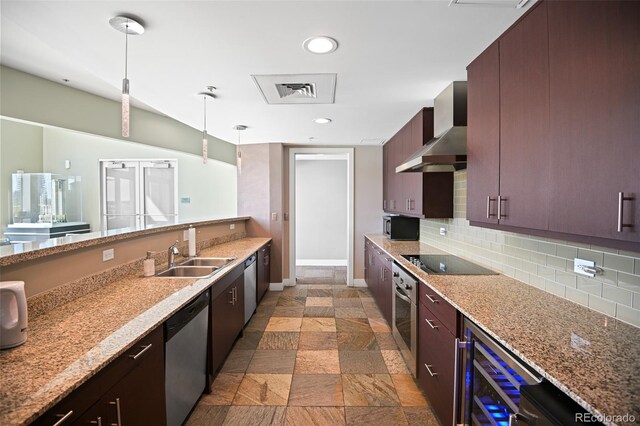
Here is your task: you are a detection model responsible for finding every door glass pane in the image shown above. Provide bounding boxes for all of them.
[143,166,176,227]
[105,166,137,230]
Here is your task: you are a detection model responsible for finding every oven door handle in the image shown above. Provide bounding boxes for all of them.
[394,286,412,304]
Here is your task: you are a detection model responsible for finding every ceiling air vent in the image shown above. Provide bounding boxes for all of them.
[252,74,336,104]
[276,83,316,99]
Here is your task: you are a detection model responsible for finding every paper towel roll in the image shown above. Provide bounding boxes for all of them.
[188,227,196,257]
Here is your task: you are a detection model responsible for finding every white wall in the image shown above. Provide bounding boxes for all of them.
[0,119,44,235]
[295,158,348,264]
[42,127,237,231]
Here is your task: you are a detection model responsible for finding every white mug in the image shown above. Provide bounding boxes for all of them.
[0,281,28,349]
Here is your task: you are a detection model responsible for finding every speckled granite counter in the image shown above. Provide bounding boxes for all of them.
[0,237,270,426]
[0,216,250,267]
[366,234,640,426]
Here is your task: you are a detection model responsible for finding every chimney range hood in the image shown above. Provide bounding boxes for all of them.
[396,81,467,173]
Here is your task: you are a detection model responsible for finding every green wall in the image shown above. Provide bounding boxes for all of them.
[0,66,236,165]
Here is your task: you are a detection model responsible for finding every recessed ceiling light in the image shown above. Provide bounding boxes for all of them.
[303,36,338,54]
[313,118,332,124]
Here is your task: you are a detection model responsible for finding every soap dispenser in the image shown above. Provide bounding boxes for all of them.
[143,251,155,277]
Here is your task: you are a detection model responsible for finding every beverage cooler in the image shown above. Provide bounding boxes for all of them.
[458,318,600,426]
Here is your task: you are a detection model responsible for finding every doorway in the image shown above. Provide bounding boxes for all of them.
[289,148,354,286]
[100,159,178,230]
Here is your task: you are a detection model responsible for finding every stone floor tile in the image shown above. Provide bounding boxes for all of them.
[374,333,398,350]
[186,405,229,426]
[233,331,264,350]
[285,407,346,426]
[402,407,440,425]
[247,350,297,374]
[272,306,305,318]
[265,317,303,332]
[368,318,391,333]
[337,333,378,351]
[288,375,344,407]
[200,373,244,405]
[221,350,254,373]
[336,318,373,334]
[339,351,388,374]
[301,317,337,332]
[390,375,428,407]
[303,307,335,317]
[298,332,338,350]
[295,350,341,374]
[381,350,409,374]
[335,307,367,318]
[342,374,400,407]
[232,374,292,406]
[345,407,408,426]
[258,332,300,350]
[223,406,286,426]
[306,297,334,307]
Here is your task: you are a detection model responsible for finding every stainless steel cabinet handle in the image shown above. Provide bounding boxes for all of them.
[90,417,103,426]
[425,294,438,304]
[424,318,438,329]
[508,413,530,425]
[109,398,122,426]
[228,288,234,304]
[128,343,152,360]
[424,363,438,377]
[383,200,387,210]
[486,196,497,218]
[618,192,634,232]
[53,411,74,426]
[497,196,507,219]
[452,338,467,425]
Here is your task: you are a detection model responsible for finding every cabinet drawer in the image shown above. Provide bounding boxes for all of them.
[418,282,457,333]
[418,302,456,426]
[33,327,163,426]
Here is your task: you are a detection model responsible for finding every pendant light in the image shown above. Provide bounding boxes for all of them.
[233,125,247,174]
[109,16,144,138]
[199,88,216,164]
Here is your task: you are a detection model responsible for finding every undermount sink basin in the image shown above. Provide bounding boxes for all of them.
[156,266,218,278]
[179,257,236,267]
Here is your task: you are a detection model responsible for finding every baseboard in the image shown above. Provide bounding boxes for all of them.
[282,278,295,287]
[352,279,368,288]
[296,259,348,266]
[269,282,284,291]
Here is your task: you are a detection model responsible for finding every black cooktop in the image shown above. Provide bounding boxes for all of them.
[401,254,497,275]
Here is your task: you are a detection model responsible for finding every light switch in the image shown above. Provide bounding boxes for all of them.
[271,212,278,221]
[102,248,114,262]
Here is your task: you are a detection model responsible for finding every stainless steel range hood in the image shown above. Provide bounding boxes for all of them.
[396,81,467,173]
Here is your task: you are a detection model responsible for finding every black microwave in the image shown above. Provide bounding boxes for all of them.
[383,215,419,241]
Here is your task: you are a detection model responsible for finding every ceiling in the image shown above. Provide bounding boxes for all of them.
[0,1,531,146]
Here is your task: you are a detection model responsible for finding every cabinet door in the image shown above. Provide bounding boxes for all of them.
[381,265,393,326]
[383,143,390,212]
[418,302,456,426]
[72,400,109,426]
[211,281,237,374]
[498,2,550,230]
[406,111,426,216]
[234,278,245,335]
[102,336,166,426]
[467,42,500,224]
[547,1,640,242]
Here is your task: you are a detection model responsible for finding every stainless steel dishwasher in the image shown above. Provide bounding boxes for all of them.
[244,254,257,325]
[165,290,209,426]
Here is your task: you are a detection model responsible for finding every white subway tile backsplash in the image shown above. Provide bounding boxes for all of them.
[420,170,640,327]
[588,295,617,316]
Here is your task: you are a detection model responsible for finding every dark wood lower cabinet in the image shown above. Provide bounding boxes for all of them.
[363,239,393,327]
[418,301,456,426]
[209,263,245,380]
[33,327,166,426]
[257,243,271,303]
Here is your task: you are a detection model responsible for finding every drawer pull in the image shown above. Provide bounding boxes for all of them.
[53,411,74,426]
[424,318,438,329]
[425,294,438,304]
[109,398,122,426]
[129,343,153,360]
[424,363,438,377]
[89,417,103,426]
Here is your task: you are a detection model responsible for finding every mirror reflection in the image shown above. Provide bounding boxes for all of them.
[1,118,237,249]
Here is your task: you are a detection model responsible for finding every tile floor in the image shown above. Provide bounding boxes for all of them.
[187,284,440,426]
[295,266,347,284]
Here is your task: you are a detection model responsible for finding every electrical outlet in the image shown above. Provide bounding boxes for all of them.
[574,258,596,277]
[439,227,447,236]
[102,248,114,262]
[183,230,189,241]
[271,212,278,221]
[230,223,235,230]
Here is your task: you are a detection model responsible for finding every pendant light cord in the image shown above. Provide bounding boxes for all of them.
[203,96,207,132]
[124,20,129,79]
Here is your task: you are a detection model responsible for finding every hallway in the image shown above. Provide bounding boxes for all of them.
[186,284,439,426]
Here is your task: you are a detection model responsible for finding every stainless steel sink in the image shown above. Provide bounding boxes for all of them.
[156,266,218,278]
[179,257,235,268]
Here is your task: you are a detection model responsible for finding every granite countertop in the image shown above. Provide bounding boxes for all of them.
[366,234,640,426]
[0,216,251,267]
[0,237,270,426]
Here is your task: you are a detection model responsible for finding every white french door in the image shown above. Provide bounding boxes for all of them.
[100,159,178,230]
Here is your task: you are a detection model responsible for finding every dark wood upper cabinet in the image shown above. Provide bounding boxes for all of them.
[466,0,640,249]
[547,0,640,242]
[383,108,453,219]
[498,1,550,231]
[466,41,500,225]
